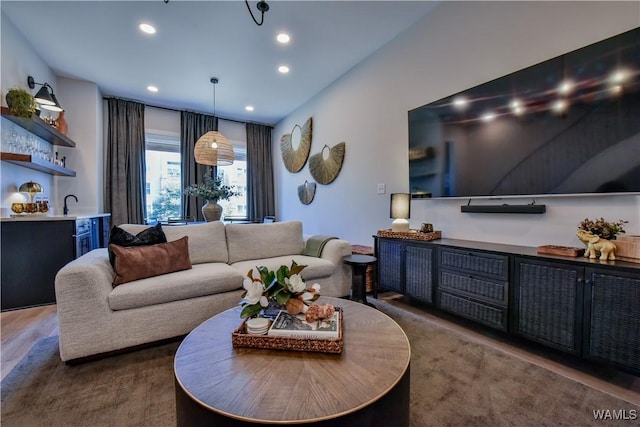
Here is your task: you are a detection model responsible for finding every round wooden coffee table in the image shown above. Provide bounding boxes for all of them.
[174,297,411,426]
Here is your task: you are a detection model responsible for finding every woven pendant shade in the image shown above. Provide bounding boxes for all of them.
[194,131,234,166]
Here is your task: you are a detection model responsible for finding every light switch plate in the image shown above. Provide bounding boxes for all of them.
[377,184,386,194]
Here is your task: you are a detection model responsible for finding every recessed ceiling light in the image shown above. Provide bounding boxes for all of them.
[278,65,290,74]
[510,99,525,115]
[147,85,158,93]
[452,96,468,110]
[245,105,254,112]
[276,33,290,44]
[557,80,573,95]
[551,99,567,113]
[610,69,629,84]
[139,23,156,35]
[481,112,496,122]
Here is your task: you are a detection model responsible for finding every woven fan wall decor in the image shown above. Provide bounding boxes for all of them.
[309,142,346,185]
[280,117,312,173]
[298,180,316,205]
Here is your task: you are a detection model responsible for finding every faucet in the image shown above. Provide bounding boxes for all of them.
[63,194,78,216]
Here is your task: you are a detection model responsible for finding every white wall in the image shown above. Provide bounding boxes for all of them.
[54,77,103,215]
[1,12,56,215]
[1,12,104,216]
[274,1,640,248]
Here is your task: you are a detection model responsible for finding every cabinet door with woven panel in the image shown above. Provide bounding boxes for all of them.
[405,244,435,303]
[513,258,584,355]
[376,239,404,293]
[584,268,640,374]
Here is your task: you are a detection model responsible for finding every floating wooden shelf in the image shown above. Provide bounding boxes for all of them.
[0,152,76,176]
[1,107,75,148]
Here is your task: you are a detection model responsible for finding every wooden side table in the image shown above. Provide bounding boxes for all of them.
[351,245,376,294]
[343,254,377,306]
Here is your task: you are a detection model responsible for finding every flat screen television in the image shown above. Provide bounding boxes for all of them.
[408,27,640,199]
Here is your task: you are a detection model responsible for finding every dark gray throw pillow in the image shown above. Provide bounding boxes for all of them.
[108,223,167,267]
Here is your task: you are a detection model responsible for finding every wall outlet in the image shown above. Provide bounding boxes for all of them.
[377,183,386,194]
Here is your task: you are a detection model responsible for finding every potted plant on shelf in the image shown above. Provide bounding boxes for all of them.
[576,217,628,261]
[184,167,239,221]
[5,88,36,118]
[577,217,627,241]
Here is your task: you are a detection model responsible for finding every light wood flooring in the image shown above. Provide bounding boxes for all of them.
[1,299,639,407]
[1,304,59,381]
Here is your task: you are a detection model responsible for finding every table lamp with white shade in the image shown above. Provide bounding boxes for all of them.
[390,193,411,232]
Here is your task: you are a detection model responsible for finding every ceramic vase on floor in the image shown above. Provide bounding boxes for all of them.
[202,200,222,222]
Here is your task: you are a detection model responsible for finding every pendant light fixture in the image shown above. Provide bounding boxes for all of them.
[194,78,234,166]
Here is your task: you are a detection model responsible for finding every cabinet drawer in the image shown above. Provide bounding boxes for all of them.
[438,291,507,331]
[440,270,507,306]
[439,248,508,280]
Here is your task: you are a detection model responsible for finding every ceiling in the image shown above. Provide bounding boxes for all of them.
[2,1,438,125]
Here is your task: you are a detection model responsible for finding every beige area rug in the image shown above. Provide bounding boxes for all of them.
[2,299,638,427]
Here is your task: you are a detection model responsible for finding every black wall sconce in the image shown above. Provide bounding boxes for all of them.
[27,75,63,112]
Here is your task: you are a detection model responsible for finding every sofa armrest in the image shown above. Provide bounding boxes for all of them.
[317,239,352,263]
[54,248,116,360]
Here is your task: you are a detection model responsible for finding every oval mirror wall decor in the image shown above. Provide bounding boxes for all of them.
[309,142,346,185]
[280,117,312,173]
[297,180,316,205]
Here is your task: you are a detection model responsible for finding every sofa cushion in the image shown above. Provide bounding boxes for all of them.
[108,223,167,267]
[108,262,244,311]
[111,237,192,286]
[119,221,228,264]
[231,255,336,283]
[226,221,304,264]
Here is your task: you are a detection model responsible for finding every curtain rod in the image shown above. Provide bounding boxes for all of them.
[102,96,273,128]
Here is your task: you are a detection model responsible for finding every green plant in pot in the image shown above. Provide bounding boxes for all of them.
[5,88,36,118]
[577,217,628,241]
[184,167,239,221]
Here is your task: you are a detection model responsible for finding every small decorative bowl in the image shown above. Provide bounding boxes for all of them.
[37,200,49,213]
[24,203,38,213]
[11,203,24,214]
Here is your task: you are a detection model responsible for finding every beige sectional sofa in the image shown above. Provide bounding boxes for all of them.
[54,220,352,362]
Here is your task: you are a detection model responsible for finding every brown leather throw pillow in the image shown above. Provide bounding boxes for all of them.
[110,236,192,287]
[108,223,167,267]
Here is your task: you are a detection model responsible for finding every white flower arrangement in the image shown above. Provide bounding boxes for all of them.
[240,260,321,319]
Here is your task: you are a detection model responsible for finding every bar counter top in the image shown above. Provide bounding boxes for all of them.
[1,213,110,222]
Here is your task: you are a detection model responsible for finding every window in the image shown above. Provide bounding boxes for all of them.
[145,133,181,221]
[145,133,248,221]
[217,147,247,218]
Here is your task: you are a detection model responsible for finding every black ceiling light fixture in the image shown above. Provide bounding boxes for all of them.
[163,0,269,26]
[245,0,269,26]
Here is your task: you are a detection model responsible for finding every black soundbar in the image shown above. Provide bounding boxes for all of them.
[460,204,546,214]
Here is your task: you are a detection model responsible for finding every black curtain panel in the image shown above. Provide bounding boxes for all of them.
[105,98,146,226]
[246,123,275,220]
[180,111,217,221]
